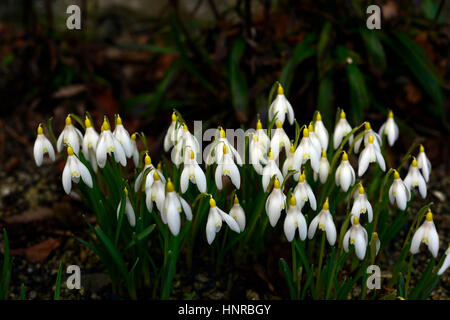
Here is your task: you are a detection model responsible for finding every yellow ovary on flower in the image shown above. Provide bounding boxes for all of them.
[277,84,284,95]
[273,177,280,189]
[85,117,92,128]
[171,112,177,122]
[145,154,151,166]
[276,120,283,129]
[342,151,348,161]
[166,179,175,192]
[340,110,346,119]
[303,128,309,138]
[209,198,216,207]
[37,124,43,135]
[65,115,72,126]
[316,112,322,121]
[256,120,263,130]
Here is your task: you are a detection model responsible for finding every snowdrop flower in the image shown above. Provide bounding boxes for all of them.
[113,115,133,158]
[350,185,373,223]
[215,144,240,190]
[262,151,284,192]
[146,170,166,214]
[129,133,139,167]
[417,145,431,182]
[333,110,353,149]
[270,120,291,160]
[171,124,200,167]
[378,110,399,146]
[335,152,355,192]
[229,195,246,232]
[82,117,99,172]
[254,119,270,151]
[206,197,240,244]
[117,188,136,227]
[180,149,207,193]
[134,153,165,192]
[343,216,368,260]
[62,146,93,194]
[307,123,322,156]
[308,200,337,246]
[249,134,268,175]
[313,151,330,184]
[205,127,242,166]
[282,144,296,177]
[163,179,192,236]
[268,84,294,125]
[358,135,386,176]
[284,195,307,242]
[57,115,83,155]
[389,170,411,211]
[293,128,320,173]
[354,122,382,153]
[96,117,127,168]
[404,158,427,198]
[164,112,183,152]
[293,173,316,210]
[265,177,286,227]
[34,124,55,166]
[437,246,450,276]
[410,210,439,258]
[313,112,329,151]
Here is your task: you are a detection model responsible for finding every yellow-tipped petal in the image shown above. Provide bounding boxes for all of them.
[116,115,122,125]
[426,211,433,221]
[171,112,177,122]
[153,171,160,181]
[322,150,327,158]
[420,145,425,153]
[190,150,195,159]
[353,216,360,225]
[223,144,228,154]
[65,115,72,126]
[340,110,346,119]
[365,122,371,130]
[388,110,394,118]
[256,120,263,130]
[303,128,309,138]
[37,124,43,135]
[145,154,151,166]
[372,232,378,239]
[273,178,280,189]
[316,112,322,121]
[299,173,306,183]
[276,120,283,129]
[359,185,365,194]
[290,195,297,207]
[209,198,216,207]
[277,84,284,95]
[166,179,175,192]
[394,170,400,180]
[323,200,329,211]
[124,187,128,197]
[234,195,239,205]
[67,146,74,156]
[368,135,374,144]
[342,151,348,161]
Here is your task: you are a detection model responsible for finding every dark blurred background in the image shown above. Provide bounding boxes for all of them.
[0,0,449,299]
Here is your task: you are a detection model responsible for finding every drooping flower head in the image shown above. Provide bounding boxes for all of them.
[378,110,399,147]
[333,110,353,150]
[350,184,373,223]
[34,124,55,167]
[113,115,133,158]
[164,112,183,152]
[283,194,307,242]
[262,150,284,192]
[354,122,382,154]
[358,135,386,177]
[249,133,268,175]
[96,116,127,168]
[313,112,329,151]
[335,151,355,192]
[388,170,411,211]
[293,173,317,211]
[270,120,291,160]
[57,114,83,155]
[314,151,330,184]
[282,143,296,177]
[343,216,368,260]
[293,127,320,173]
[146,170,165,214]
[268,84,294,126]
[206,197,240,244]
[180,148,207,193]
[163,179,192,236]
[215,144,241,190]
[229,195,246,232]
[117,187,136,227]
[62,145,93,194]
[308,199,337,246]
[265,177,286,227]
[404,157,427,199]
[410,210,439,258]
[417,145,431,182]
[82,116,99,172]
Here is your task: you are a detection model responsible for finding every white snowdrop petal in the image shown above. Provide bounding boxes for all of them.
[428,225,439,258]
[179,195,192,221]
[206,213,217,245]
[166,203,181,236]
[308,215,319,239]
[358,150,370,177]
[343,230,350,253]
[410,226,425,254]
[284,214,297,242]
[354,231,367,260]
[297,213,307,241]
[325,214,336,246]
[62,162,72,194]
[180,168,189,194]
[125,199,136,227]
[34,139,44,166]
[78,160,93,188]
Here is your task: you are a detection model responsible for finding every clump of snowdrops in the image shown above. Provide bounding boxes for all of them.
[32,82,449,300]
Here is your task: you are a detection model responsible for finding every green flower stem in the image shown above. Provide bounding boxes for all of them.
[405,253,414,298]
[315,233,326,297]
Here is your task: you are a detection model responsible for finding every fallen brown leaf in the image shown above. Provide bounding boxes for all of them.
[4,206,54,224]
[10,238,61,263]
